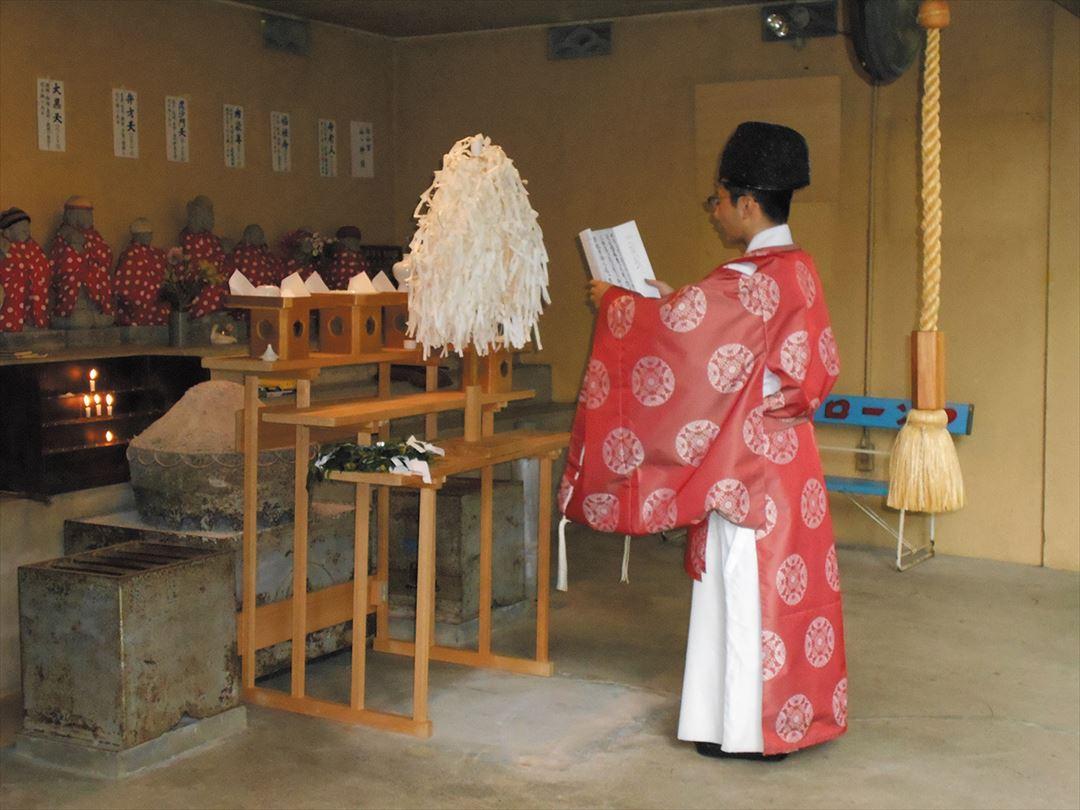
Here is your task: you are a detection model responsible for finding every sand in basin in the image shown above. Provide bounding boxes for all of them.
[131,380,242,453]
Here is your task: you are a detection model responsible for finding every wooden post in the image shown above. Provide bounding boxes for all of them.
[413,487,437,723]
[478,466,493,656]
[291,379,312,697]
[536,455,553,663]
[464,385,482,442]
[352,478,371,709]
[241,375,260,689]
[425,364,439,438]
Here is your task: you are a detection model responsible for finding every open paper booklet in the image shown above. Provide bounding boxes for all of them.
[578,220,660,299]
[228,269,397,297]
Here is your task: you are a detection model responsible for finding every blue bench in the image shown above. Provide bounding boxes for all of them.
[813,394,974,570]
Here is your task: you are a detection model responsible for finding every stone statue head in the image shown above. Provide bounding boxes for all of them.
[186,195,215,233]
[0,208,31,243]
[130,218,153,246]
[241,224,266,247]
[63,196,94,230]
[335,225,362,252]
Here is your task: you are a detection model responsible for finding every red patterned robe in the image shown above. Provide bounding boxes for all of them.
[114,242,170,326]
[226,243,284,288]
[181,229,226,319]
[559,241,846,755]
[50,229,114,319]
[1,238,51,331]
[326,250,370,290]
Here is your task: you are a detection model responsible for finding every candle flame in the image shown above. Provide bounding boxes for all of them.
[105,393,114,405]
[83,394,91,406]
[89,368,98,380]
[105,430,114,442]
[93,394,101,404]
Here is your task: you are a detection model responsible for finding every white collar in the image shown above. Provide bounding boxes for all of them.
[746,223,793,254]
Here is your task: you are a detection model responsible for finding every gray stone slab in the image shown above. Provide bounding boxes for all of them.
[13,706,247,779]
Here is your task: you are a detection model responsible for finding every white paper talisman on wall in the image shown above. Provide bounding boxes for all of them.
[271,111,291,173]
[223,104,245,169]
[37,78,66,152]
[112,88,139,159]
[318,118,337,177]
[350,121,374,178]
[165,96,190,162]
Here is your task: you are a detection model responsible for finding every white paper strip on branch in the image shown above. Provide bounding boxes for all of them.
[271,111,291,172]
[112,88,139,159]
[165,96,190,162]
[223,104,245,169]
[318,119,337,177]
[350,120,374,178]
[402,133,550,358]
[37,78,66,152]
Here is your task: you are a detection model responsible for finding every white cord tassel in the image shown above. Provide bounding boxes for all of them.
[620,535,631,584]
[557,515,569,592]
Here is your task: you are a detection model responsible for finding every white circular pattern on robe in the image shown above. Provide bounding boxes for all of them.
[801,478,827,529]
[602,428,645,475]
[659,285,707,332]
[631,356,676,407]
[825,545,841,591]
[707,343,755,393]
[796,261,816,308]
[766,427,799,465]
[705,478,750,522]
[557,475,574,512]
[756,495,778,541]
[641,488,678,533]
[832,678,848,727]
[776,553,808,606]
[675,419,720,467]
[742,406,769,456]
[761,630,787,681]
[607,295,635,339]
[582,493,619,532]
[779,330,810,382]
[738,273,781,320]
[775,694,814,744]
[804,617,835,668]
[581,359,610,409]
[818,327,841,376]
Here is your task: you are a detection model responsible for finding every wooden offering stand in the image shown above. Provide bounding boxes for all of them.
[204,340,568,738]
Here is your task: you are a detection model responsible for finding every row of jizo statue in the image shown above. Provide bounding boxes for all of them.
[0,195,375,332]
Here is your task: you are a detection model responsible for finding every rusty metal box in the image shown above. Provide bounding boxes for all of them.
[18,541,239,751]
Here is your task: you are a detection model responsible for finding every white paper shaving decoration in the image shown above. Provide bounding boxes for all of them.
[402,133,550,358]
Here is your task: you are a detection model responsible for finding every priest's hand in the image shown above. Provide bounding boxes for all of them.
[646,279,674,297]
[588,280,611,307]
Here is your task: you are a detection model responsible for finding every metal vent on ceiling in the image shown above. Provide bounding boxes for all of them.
[548,22,613,60]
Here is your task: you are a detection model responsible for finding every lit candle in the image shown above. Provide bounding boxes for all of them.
[89,368,98,392]
[105,430,114,443]
[105,393,114,417]
[94,393,102,416]
[83,394,92,418]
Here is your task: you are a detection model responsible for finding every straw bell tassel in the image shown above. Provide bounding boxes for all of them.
[887,0,964,513]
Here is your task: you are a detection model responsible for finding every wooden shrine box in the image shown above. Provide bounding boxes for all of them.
[227,295,314,361]
[309,292,406,356]
[480,348,513,393]
[382,299,410,349]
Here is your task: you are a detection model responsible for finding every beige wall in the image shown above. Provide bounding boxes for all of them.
[1045,4,1080,571]
[393,1,1078,569]
[0,0,397,255]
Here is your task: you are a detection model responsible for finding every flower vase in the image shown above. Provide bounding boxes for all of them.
[168,310,189,347]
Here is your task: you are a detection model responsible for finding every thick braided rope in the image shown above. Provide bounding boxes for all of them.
[920,27,942,332]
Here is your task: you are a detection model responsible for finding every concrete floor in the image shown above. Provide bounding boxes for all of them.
[1,528,1078,809]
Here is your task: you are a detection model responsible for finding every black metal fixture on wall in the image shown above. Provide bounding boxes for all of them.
[761,1,838,42]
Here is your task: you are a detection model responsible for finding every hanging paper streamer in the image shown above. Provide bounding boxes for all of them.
[350,121,374,178]
[165,96,190,163]
[318,119,337,177]
[37,78,66,152]
[271,111,291,173]
[112,88,139,159]
[223,104,245,169]
[403,133,550,357]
